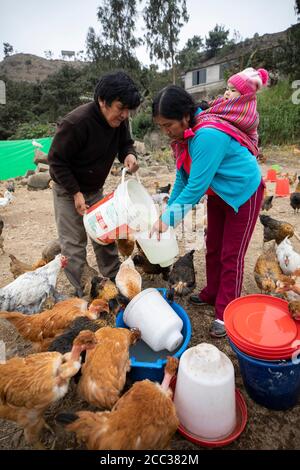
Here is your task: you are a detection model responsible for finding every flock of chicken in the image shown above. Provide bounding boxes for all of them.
[0,181,198,450]
[0,170,299,450]
[254,173,300,319]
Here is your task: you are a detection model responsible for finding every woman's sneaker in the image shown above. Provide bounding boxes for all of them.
[209,320,227,338]
[189,295,208,306]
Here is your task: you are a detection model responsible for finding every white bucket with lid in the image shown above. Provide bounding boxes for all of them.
[136,227,179,268]
[83,168,158,245]
[174,343,236,440]
[123,288,184,352]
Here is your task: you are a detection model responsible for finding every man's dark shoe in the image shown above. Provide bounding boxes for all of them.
[209,320,227,338]
[189,295,208,306]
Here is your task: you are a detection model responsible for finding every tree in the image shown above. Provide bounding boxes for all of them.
[176,35,203,71]
[295,0,300,19]
[205,24,230,58]
[86,0,141,69]
[143,0,189,84]
[3,42,13,57]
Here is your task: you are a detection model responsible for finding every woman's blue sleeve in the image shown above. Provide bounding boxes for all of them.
[167,170,185,206]
[161,128,229,227]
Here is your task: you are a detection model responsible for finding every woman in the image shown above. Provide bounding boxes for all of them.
[150,85,264,338]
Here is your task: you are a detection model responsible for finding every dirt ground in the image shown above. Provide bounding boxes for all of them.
[0,145,299,451]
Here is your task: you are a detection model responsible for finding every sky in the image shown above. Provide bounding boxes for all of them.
[0,0,297,65]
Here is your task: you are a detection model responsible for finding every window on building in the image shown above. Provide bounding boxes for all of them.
[219,63,230,80]
[192,69,207,85]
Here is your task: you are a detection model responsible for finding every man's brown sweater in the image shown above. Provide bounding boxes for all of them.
[48,101,136,195]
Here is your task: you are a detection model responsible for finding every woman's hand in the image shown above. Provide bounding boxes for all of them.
[73,192,89,216]
[124,154,139,173]
[150,219,169,240]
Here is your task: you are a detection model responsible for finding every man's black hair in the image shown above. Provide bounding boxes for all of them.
[94,71,141,109]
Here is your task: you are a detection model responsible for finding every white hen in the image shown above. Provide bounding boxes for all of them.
[115,257,142,301]
[0,254,67,314]
[0,191,14,208]
[276,237,300,275]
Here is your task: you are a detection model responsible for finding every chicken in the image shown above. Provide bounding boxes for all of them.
[110,165,121,177]
[6,181,15,193]
[133,253,170,281]
[0,330,97,449]
[48,316,103,354]
[257,149,267,164]
[41,239,61,263]
[259,214,295,245]
[261,195,273,211]
[154,182,171,194]
[115,258,142,301]
[254,248,283,293]
[275,269,300,296]
[8,253,47,279]
[290,176,300,214]
[0,190,14,208]
[90,276,119,301]
[152,192,170,208]
[80,262,99,296]
[0,254,67,314]
[168,250,196,296]
[56,356,179,450]
[116,234,135,258]
[288,300,300,320]
[0,298,108,351]
[77,327,141,409]
[276,237,300,275]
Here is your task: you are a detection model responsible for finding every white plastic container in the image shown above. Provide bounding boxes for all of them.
[174,343,236,440]
[135,228,179,268]
[83,168,157,245]
[123,288,184,352]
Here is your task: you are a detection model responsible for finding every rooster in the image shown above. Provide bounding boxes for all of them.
[56,356,179,450]
[0,330,97,449]
[0,254,67,314]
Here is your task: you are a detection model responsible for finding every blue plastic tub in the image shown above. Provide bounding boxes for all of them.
[230,340,300,410]
[116,289,192,383]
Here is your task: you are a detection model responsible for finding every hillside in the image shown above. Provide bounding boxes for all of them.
[0,53,88,82]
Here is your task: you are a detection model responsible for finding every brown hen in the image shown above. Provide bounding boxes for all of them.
[0,330,97,448]
[78,327,140,409]
[57,356,179,450]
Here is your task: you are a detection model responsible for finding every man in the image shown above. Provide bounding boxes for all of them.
[48,71,141,296]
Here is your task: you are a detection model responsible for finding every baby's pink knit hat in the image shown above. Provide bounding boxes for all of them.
[228,67,269,95]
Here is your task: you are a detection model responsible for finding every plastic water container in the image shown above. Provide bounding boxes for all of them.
[123,288,184,352]
[136,227,179,267]
[83,168,157,245]
[174,343,236,440]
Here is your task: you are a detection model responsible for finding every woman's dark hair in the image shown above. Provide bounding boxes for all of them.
[152,85,210,126]
[94,71,141,109]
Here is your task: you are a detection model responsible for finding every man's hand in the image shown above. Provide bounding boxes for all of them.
[73,192,89,216]
[150,219,169,241]
[124,154,139,173]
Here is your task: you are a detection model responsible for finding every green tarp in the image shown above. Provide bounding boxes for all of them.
[0,137,53,180]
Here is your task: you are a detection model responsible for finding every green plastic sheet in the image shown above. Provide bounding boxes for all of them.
[0,137,53,180]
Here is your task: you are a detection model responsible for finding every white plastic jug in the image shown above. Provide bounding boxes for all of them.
[83,168,158,245]
[174,343,236,440]
[123,288,183,352]
[136,227,179,268]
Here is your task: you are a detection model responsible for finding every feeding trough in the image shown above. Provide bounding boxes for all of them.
[116,288,192,383]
